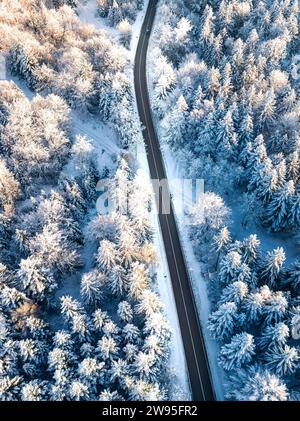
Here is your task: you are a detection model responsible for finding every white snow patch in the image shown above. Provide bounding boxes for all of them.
[77,0,119,40]
[72,110,120,153]
[8,73,35,100]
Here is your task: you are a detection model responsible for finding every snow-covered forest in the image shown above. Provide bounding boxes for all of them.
[0,0,175,401]
[2,0,300,403]
[150,0,300,401]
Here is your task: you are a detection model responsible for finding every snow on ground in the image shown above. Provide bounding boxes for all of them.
[8,73,35,100]
[72,110,120,156]
[146,10,225,400]
[128,1,192,400]
[77,0,120,40]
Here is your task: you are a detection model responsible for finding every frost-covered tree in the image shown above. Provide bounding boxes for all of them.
[81,269,106,306]
[259,247,285,288]
[265,181,295,231]
[265,345,299,376]
[226,366,289,401]
[208,302,241,341]
[117,19,132,48]
[218,332,255,371]
[117,301,133,323]
[219,281,249,306]
[17,256,56,301]
[258,323,289,350]
[0,159,20,214]
[22,381,48,401]
[188,192,231,245]
[98,336,119,361]
[97,240,119,272]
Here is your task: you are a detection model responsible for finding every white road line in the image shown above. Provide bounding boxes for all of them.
[136,5,207,400]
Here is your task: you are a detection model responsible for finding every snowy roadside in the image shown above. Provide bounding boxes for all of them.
[129,1,192,400]
[146,7,225,401]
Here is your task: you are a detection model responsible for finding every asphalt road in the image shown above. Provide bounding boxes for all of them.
[134,0,215,402]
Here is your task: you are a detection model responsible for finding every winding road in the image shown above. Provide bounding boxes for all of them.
[134,0,215,402]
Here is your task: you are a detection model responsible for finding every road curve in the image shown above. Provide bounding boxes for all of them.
[134,0,215,402]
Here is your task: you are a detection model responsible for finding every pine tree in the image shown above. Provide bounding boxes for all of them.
[123,343,138,362]
[263,291,288,325]
[189,192,231,245]
[213,227,231,253]
[258,323,289,350]
[216,110,237,157]
[96,240,119,272]
[208,302,241,341]
[218,332,255,371]
[285,260,300,291]
[128,379,166,401]
[265,345,299,376]
[136,289,163,319]
[99,388,123,401]
[9,40,41,89]
[60,296,83,322]
[80,269,106,306]
[48,348,72,371]
[128,263,150,300]
[0,376,23,401]
[259,247,286,288]
[109,358,128,385]
[244,286,272,323]
[97,336,119,361]
[242,235,260,266]
[78,358,105,387]
[69,380,90,401]
[93,309,109,333]
[218,251,252,286]
[108,265,128,296]
[265,181,295,231]
[258,89,277,132]
[117,301,133,323]
[133,351,158,382]
[53,331,74,351]
[219,281,249,306]
[22,380,48,401]
[163,95,188,149]
[122,323,140,343]
[17,256,56,301]
[226,366,289,401]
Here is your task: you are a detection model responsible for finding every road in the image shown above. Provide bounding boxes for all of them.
[134,0,215,402]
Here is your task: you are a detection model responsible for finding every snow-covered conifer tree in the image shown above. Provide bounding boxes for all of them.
[208,302,241,341]
[218,332,255,371]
